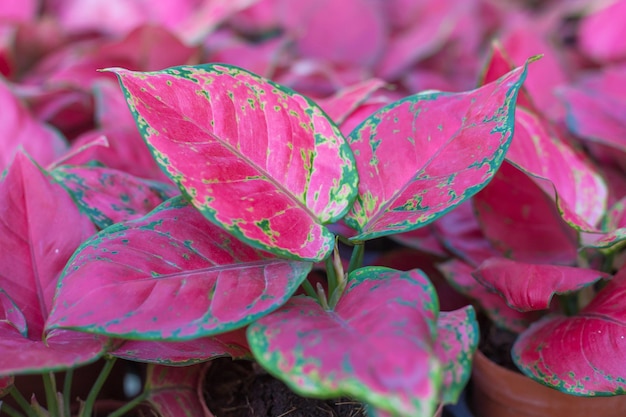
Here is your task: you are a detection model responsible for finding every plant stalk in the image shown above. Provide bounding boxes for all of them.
[8,386,38,417]
[62,369,73,417]
[325,255,338,298]
[347,243,364,274]
[42,372,59,417]
[80,357,117,417]
[106,391,149,417]
[1,402,27,417]
[301,279,317,299]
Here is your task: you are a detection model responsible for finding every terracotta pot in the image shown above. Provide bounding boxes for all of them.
[471,349,626,417]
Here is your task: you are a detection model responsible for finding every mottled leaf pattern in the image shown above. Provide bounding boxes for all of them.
[110,64,358,261]
[344,63,529,241]
[473,258,609,312]
[51,165,178,229]
[513,267,626,395]
[46,197,311,339]
[436,306,478,405]
[247,267,441,417]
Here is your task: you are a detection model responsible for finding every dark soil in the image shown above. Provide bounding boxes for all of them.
[202,358,367,417]
[478,317,520,372]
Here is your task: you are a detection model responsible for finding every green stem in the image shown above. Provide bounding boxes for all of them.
[347,243,364,273]
[317,283,330,310]
[63,369,73,417]
[106,391,149,417]
[301,279,317,299]
[325,256,338,297]
[602,252,615,274]
[43,373,59,417]
[1,403,27,417]
[8,386,38,417]
[80,357,117,417]
[560,293,579,316]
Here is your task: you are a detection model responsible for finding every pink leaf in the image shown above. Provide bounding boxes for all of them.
[389,228,448,258]
[0,0,37,22]
[248,267,441,417]
[143,363,208,417]
[46,197,312,340]
[579,0,626,63]
[436,306,478,405]
[281,0,388,68]
[0,78,67,171]
[506,108,607,231]
[0,152,105,374]
[317,78,388,127]
[110,64,358,261]
[513,267,626,395]
[473,162,579,265]
[437,259,537,333]
[473,258,609,312]
[344,63,529,241]
[112,328,250,365]
[51,165,177,229]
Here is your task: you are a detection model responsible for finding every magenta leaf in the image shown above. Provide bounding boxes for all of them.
[0,78,67,172]
[142,363,207,417]
[112,328,250,365]
[579,0,626,63]
[437,259,538,333]
[473,162,579,265]
[389,227,448,258]
[110,64,358,262]
[51,165,178,229]
[317,78,387,127]
[506,108,607,231]
[46,196,312,340]
[473,258,609,312]
[436,306,478,405]
[513,268,626,395]
[0,152,106,375]
[344,62,529,241]
[247,267,441,417]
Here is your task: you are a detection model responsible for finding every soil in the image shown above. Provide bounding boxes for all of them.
[202,358,367,417]
[478,316,519,372]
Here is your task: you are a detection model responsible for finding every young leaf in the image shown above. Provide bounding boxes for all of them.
[344,62,529,241]
[473,162,579,265]
[247,267,441,417]
[143,363,207,417]
[51,165,178,229]
[46,196,312,340]
[0,152,106,375]
[473,258,609,312]
[109,64,358,261]
[112,328,250,365]
[513,267,626,395]
[436,306,478,405]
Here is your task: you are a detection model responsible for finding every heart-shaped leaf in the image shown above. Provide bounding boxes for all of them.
[112,328,250,365]
[46,196,312,340]
[344,62,529,241]
[473,258,609,312]
[0,152,106,375]
[436,306,478,405]
[473,162,579,265]
[513,267,626,395]
[110,64,358,261]
[51,165,178,229]
[437,259,538,333]
[142,363,207,417]
[247,267,441,417]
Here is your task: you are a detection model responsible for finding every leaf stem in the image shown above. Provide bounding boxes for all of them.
[80,357,117,417]
[106,391,149,417]
[559,293,579,316]
[1,402,27,417]
[347,243,364,273]
[63,369,73,417]
[301,279,317,299]
[9,386,39,417]
[316,283,330,310]
[43,373,59,417]
[325,255,338,299]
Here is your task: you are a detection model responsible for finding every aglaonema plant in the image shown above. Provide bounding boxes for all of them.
[37,60,529,416]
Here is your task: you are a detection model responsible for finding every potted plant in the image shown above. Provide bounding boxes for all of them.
[0,59,528,416]
[435,43,626,417]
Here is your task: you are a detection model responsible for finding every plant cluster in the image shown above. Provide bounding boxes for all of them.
[1,1,626,417]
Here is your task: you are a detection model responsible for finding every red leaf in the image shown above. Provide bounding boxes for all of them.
[344,63,528,241]
[473,258,609,312]
[248,267,441,416]
[473,162,579,265]
[513,267,626,395]
[579,0,626,63]
[46,197,312,339]
[143,363,208,417]
[0,78,67,171]
[111,64,358,261]
[317,78,388,127]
